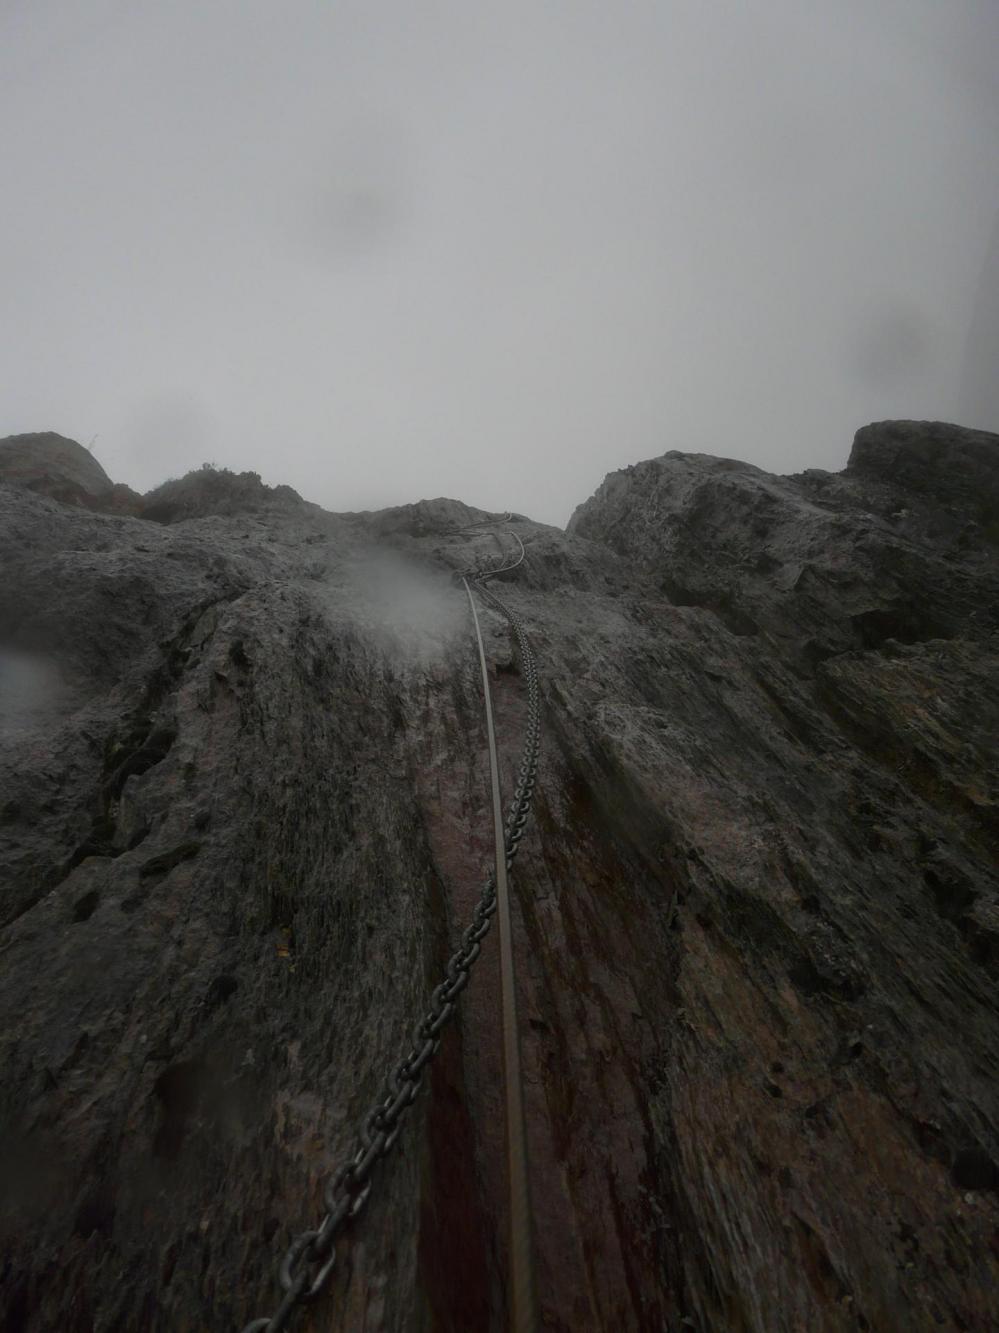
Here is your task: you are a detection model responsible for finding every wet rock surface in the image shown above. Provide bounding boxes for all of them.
[1,421,997,1331]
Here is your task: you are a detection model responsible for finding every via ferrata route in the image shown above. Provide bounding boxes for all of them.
[241,512,541,1333]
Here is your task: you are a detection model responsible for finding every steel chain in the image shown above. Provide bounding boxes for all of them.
[240,523,540,1332]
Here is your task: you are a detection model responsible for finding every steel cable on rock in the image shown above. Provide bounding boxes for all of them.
[463,537,541,1333]
[240,518,541,1333]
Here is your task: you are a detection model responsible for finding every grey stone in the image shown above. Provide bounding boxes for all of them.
[1,421,997,1331]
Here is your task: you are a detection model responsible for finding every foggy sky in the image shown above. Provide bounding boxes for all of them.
[3,0,998,525]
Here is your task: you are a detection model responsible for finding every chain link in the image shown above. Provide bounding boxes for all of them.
[240,524,540,1332]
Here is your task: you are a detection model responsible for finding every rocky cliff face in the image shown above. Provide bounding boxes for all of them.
[0,422,996,1332]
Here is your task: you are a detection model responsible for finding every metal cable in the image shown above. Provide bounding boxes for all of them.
[240,519,541,1333]
[463,572,538,1333]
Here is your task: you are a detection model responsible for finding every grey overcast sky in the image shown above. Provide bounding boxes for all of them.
[3,1,998,525]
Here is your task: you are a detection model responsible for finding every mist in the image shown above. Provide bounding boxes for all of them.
[342,548,465,659]
[2,0,998,524]
[0,648,65,735]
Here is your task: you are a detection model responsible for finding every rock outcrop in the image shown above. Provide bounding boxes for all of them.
[141,466,306,525]
[0,422,996,1332]
[0,432,143,515]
